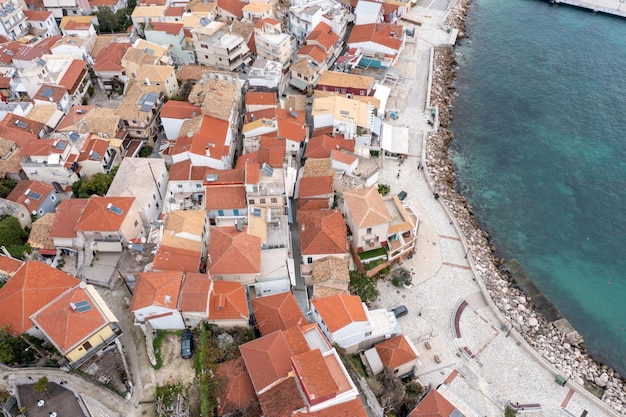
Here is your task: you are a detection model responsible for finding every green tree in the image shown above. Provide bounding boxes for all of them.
[73,168,118,198]
[349,270,380,305]
[0,328,36,365]
[33,376,49,396]
[0,179,16,198]
[0,216,30,259]
[95,6,121,33]
[377,183,391,196]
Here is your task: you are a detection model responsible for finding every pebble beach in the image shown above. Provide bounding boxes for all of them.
[423,0,626,412]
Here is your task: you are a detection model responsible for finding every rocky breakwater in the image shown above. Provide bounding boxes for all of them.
[424,0,626,413]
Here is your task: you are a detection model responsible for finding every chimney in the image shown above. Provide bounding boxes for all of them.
[70,302,77,311]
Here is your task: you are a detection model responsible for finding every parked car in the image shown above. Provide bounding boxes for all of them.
[181,329,193,359]
[398,191,407,201]
[392,305,408,318]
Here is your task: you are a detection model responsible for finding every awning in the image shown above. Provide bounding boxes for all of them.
[381,123,409,155]
[39,249,57,256]
[289,77,309,92]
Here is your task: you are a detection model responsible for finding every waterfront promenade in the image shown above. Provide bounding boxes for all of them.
[374,0,624,415]
[549,0,626,18]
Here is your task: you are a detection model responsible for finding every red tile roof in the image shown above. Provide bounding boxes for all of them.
[408,390,457,417]
[310,294,367,332]
[57,105,95,131]
[209,280,249,321]
[244,161,260,185]
[208,226,261,275]
[50,199,88,238]
[78,136,109,162]
[149,22,184,35]
[245,91,277,106]
[217,0,246,18]
[197,167,244,184]
[297,44,327,65]
[204,184,246,210]
[3,114,45,136]
[93,42,131,72]
[152,244,201,272]
[168,159,193,181]
[305,22,338,51]
[292,349,338,405]
[251,292,306,335]
[160,100,201,119]
[281,325,311,356]
[30,285,108,352]
[75,196,135,232]
[305,134,354,158]
[171,115,230,160]
[130,270,184,312]
[0,41,25,64]
[0,261,80,335]
[240,331,295,393]
[217,357,261,417]
[298,199,332,211]
[0,255,24,276]
[59,59,87,95]
[297,209,346,256]
[375,335,417,370]
[348,23,404,51]
[6,180,53,212]
[235,146,284,169]
[276,109,305,142]
[179,272,211,313]
[64,20,91,30]
[164,6,185,17]
[90,0,118,6]
[299,176,333,198]
[24,10,52,21]
[257,376,305,417]
[33,84,66,102]
[293,398,367,416]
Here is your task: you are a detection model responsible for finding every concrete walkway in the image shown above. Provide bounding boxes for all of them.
[371,1,620,416]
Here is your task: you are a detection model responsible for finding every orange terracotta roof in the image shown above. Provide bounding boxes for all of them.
[196,167,244,184]
[0,261,80,335]
[240,331,295,393]
[376,335,417,370]
[281,325,310,356]
[217,357,261,417]
[149,22,184,35]
[33,84,66,102]
[151,244,201,272]
[75,196,135,232]
[3,114,45,136]
[245,107,276,123]
[305,22,338,51]
[297,209,346,256]
[291,349,338,405]
[164,6,185,17]
[78,136,108,162]
[293,398,367,416]
[408,389,457,417]
[171,115,230,160]
[90,0,118,6]
[297,199,331,211]
[6,180,53,212]
[204,184,246,210]
[20,139,55,157]
[93,42,131,72]
[311,294,367,332]
[235,146,284,169]
[251,292,306,335]
[57,105,95,131]
[257,376,305,417]
[59,59,87,95]
[276,109,305,142]
[343,186,392,229]
[244,161,260,185]
[217,0,245,18]
[209,280,249,321]
[208,226,261,275]
[24,10,52,21]
[0,255,24,276]
[331,149,358,165]
[130,270,184,312]
[305,134,354,158]
[30,285,109,353]
[299,176,333,198]
[63,20,92,30]
[179,272,211,313]
[50,199,88,238]
[160,100,201,119]
[245,91,277,106]
[297,44,327,64]
[168,159,193,181]
[348,23,404,52]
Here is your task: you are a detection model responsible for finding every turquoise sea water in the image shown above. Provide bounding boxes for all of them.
[450,0,626,375]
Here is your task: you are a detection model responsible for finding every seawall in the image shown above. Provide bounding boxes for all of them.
[421,0,626,413]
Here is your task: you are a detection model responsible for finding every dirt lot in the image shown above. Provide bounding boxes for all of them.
[155,333,196,387]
